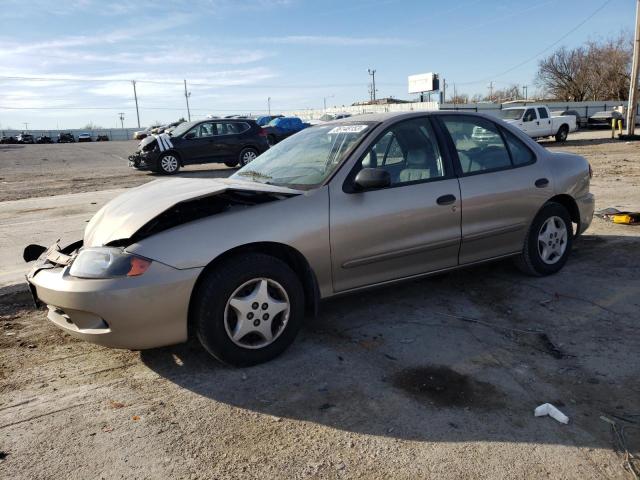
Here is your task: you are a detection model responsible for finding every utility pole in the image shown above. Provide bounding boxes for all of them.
[267,97,271,115]
[442,78,447,103]
[118,113,125,129]
[23,122,29,131]
[627,0,640,136]
[183,79,192,122]
[131,80,141,128]
[323,94,334,111]
[453,83,457,104]
[368,68,377,102]
[522,85,528,100]
[488,81,494,102]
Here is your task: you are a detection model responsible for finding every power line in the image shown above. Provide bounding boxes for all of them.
[456,0,613,86]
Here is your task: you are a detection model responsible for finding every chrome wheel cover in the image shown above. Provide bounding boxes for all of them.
[224,277,290,349]
[537,216,568,265]
[161,155,178,172]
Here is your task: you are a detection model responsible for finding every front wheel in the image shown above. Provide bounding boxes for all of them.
[555,125,568,142]
[193,253,305,366]
[238,147,258,167]
[157,153,180,175]
[515,202,573,276]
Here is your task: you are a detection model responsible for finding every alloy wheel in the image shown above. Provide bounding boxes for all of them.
[241,150,257,165]
[160,155,178,173]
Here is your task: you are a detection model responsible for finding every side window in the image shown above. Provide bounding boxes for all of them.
[537,108,549,119]
[357,119,446,186]
[503,129,535,166]
[441,116,511,174]
[198,122,215,138]
[523,108,536,122]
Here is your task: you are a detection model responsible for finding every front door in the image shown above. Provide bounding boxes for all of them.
[520,108,540,137]
[437,115,553,264]
[179,122,216,163]
[329,117,461,292]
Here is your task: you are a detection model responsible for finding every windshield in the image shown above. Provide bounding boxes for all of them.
[170,120,197,137]
[231,122,374,190]
[501,108,525,120]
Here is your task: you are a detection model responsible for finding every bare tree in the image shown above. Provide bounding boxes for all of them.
[449,93,469,104]
[536,33,632,101]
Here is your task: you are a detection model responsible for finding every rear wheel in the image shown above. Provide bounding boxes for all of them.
[555,125,568,142]
[157,153,180,175]
[515,202,573,276]
[238,147,258,167]
[193,253,305,366]
[224,160,239,168]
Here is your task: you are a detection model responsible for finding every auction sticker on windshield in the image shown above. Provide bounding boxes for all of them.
[328,125,368,134]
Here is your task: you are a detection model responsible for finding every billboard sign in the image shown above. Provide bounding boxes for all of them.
[408,72,439,94]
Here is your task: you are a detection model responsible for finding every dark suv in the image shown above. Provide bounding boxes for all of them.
[129,119,270,174]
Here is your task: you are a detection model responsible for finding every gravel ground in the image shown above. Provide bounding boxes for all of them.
[0,130,639,479]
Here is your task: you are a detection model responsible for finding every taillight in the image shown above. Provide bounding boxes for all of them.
[588,164,593,178]
[258,128,267,137]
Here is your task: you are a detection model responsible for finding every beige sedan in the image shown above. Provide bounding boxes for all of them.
[25,112,594,366]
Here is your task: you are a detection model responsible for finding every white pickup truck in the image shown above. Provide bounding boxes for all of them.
[500,105,577,142]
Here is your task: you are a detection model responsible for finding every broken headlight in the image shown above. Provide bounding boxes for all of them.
[69,247,151,279]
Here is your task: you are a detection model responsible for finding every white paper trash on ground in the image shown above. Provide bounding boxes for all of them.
[534,403,569,424]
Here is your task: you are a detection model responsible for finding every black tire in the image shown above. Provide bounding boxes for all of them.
[224,160,239,168]
[193,253,305,367]
[267,135,277,146]
[515,202,573,276]
[238,147,258,167]
[157,152,180,175]
[555,125,569,142]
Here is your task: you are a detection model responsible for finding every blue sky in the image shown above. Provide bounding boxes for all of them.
[0,0,633,129]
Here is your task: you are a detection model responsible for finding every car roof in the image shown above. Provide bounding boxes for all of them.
[322,110,498,125]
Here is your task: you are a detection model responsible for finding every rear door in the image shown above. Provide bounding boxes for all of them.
[536,107,552,136]
[437,115,552,264]
[329,117,461,292]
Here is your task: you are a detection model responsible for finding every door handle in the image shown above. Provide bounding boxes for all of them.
[436,194,456,205]
[535,178,549,188]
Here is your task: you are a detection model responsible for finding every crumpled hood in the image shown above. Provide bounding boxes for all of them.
[84,177,301,247]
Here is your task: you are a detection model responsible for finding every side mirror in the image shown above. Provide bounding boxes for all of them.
[184,132,196,140]
[354,168,391,191]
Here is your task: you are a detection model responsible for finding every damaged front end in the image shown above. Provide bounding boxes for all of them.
[128,135,160,170]
[23,240,83,306]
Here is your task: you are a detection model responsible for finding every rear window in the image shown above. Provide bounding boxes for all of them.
[503,129,535,166]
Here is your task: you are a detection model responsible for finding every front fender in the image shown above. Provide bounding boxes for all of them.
[125,186,333,297]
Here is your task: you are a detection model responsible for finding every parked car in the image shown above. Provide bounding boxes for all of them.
[551,109,584,128]
[16,133,35,144]
[256,115,283,126]
[261,116,310,145]
[0,135,18,144]
[499,106,576,141]
[25,111,594,366]
[128,118,269,174]
[36,135,53,144]
[134,129,150,140]
[96,135,109,141]
[57,132,75,143]
[77,133,92,142]
[588,110,624,128]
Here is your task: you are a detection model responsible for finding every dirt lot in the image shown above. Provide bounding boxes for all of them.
[1,131,639,479]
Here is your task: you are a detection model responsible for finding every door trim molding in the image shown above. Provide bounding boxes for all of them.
[462,222,527,242]
[342,238,460,269]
